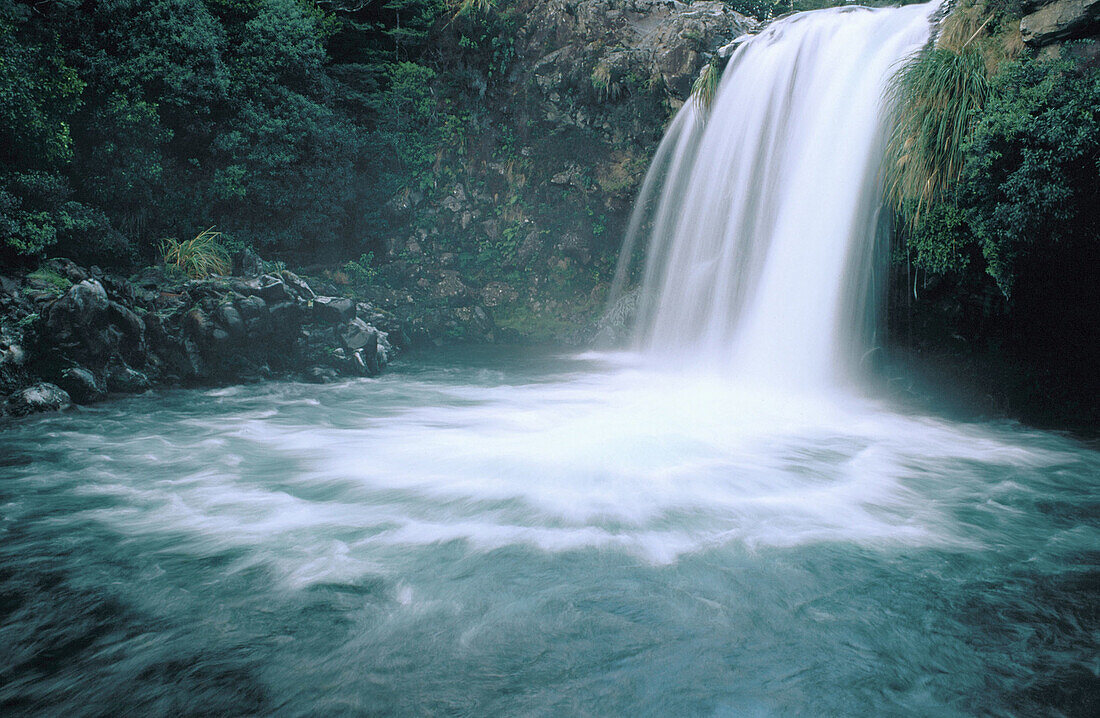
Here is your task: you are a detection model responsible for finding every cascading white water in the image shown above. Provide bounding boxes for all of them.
[612,2,938,388]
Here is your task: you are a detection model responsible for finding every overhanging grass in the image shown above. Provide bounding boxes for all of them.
[884,46,990,228]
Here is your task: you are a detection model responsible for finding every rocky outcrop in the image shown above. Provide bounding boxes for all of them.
[0,258,450,417]
[1021,0,1100,46]
[519,0,757,122]
[376,1,755,341]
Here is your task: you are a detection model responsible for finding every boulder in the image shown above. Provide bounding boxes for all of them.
[434,270,471,304]
[234,248,264,277]
[45,258,88,284]
[1021,0,1100,45]
[184,307,211,340]
[256,275,294,304]
[215,303,246,339]
[340,318,375,351]
[313,296,356,324]
[58,366,106,403]
[268,301,303,330]
[108,301,146,360]
[47,280,109,334]
[280,271,316,301]
[304,365,340,384]
[237,295,270,336]
[481,281,519,308]
[106,361,151,393]
[7,382,71,416]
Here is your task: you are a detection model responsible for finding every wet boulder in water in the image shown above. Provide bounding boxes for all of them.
[57,367,106,403]
[106,360,151,393]
[6,382,70,416]
[304,365,340,383]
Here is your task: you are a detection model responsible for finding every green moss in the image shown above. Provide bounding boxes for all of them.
[493,303,577,342]
[16,312,39,327]
[26,267,72,295]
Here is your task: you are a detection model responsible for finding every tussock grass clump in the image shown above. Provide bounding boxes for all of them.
[454,0,494,17]
[160,227,231,279]
[884,0,1023,228]
[885,46,990,227]
[691,62,720,113]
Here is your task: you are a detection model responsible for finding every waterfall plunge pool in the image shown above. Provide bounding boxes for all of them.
[1,348,1097,715]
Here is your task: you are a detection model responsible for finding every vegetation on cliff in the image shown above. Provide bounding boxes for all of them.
[885,0,1100,422]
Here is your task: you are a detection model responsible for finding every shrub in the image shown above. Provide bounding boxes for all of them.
[343,252,378,285]
[959,50,1100,296]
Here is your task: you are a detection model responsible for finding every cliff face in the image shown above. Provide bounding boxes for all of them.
[370,1,755,340]
[1,1,757,415]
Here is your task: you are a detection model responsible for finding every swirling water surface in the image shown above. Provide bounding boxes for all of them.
[1,349,1097,716]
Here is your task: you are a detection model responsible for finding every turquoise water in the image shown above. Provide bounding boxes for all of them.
[1,350,1097,715]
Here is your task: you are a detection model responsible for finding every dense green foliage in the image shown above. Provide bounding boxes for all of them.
[888,28,1100,407]
[896,49,1099,298]
[0,0,452,265]
[958,53,1100,295]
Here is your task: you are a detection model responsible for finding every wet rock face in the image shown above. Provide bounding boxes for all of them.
[367,2,757,344]
[520,0,756,126]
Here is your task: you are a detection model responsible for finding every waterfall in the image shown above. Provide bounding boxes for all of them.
[611,2,937,388]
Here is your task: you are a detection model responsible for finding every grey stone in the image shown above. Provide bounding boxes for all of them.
[236,295,268,320]
[47,280,109,332]
[268,301,302,329]
[313,296,356,324]
[216,303,246,338]
[280,271,316,301]
[304,365,339,384]
[1021,0,1100,45]
[108,301,145,346]
[58,367,106,403]
[236,248,264,277]
[340,318,375,351]
[106,362,151,393]
[7,382,71,416]
[256,276,293,303]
